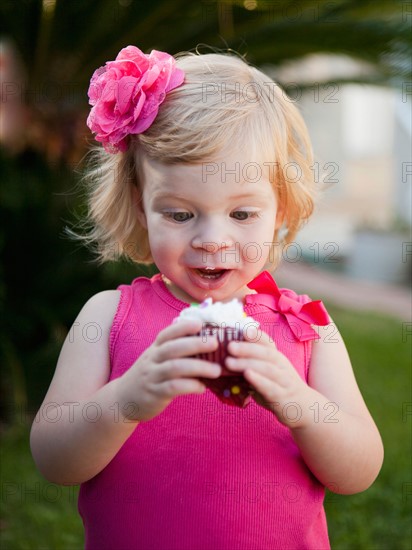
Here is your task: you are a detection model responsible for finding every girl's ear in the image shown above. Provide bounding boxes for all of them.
[132,187,147,229]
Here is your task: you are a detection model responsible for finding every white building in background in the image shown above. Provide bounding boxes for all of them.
[269,54,412,284]
[394,93,412,226]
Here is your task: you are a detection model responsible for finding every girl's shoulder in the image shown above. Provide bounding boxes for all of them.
[81,289,122,326]
[38,290,122,409]
[84,288,122,305]
[70,290,122,362]
[81,274,158,326]
[70,289,122,353]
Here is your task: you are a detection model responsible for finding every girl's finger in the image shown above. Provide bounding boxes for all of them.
[227,339,280,362]
[156,377,208,398]
[155,334,218,362]
[225,356,277,380]
[243,325,276,347]
[154,358,222,383]
[244,371,283,410]
[155,319,203,345]
[243,368,270,389]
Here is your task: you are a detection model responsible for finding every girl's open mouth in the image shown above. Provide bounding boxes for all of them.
[196,268,226,280]
[189,267,232,290]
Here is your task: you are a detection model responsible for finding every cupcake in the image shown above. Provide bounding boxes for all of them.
[175,298,258,408]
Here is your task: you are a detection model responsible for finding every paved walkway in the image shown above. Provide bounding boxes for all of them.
[274,261,411,321]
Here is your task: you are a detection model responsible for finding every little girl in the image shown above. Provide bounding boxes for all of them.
[30,46,383,550]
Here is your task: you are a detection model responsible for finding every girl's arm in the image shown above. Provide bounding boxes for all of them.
[289,328,384,494]
[30,290,136,485]
[30,291,221,485]
[226,323,384,495]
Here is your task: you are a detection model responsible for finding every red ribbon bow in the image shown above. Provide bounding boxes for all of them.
[245,271,330,342]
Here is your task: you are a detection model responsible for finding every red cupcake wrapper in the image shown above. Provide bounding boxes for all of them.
[197,323,255,408]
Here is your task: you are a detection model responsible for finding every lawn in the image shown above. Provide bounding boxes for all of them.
[1,305,411,549]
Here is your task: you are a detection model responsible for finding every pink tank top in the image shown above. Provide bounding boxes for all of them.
[78,273,330,549]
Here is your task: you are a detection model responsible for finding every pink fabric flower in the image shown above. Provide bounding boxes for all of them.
[86,46,185,153]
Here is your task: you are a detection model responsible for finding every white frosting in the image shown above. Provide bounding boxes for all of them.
[176,297,259,329]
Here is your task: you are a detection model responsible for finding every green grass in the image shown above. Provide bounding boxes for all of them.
[324,304,411,550]
[1,306,411,549]
[0,424,82,549]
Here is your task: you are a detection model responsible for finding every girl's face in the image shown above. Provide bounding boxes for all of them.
[137,150,282,303]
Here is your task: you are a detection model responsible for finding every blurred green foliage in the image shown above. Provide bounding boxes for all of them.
[1,0,410,165]
[0,148,152,419]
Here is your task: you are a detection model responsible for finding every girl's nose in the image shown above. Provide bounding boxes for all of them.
[191,237,235,253]
[190,219,235,251]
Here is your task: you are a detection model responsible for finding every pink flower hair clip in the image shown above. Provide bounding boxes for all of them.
[86,46,185,153]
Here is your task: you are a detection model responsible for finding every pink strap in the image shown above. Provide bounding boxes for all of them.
[246,271,330,342]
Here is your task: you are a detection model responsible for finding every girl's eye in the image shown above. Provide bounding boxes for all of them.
[164,211,193,223]
[230,211,259,221]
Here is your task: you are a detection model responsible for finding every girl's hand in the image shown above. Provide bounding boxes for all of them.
[226,327,310,427]
[115,319,221,422]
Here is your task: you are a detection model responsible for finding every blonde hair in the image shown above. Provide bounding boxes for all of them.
[80,51,316,266]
